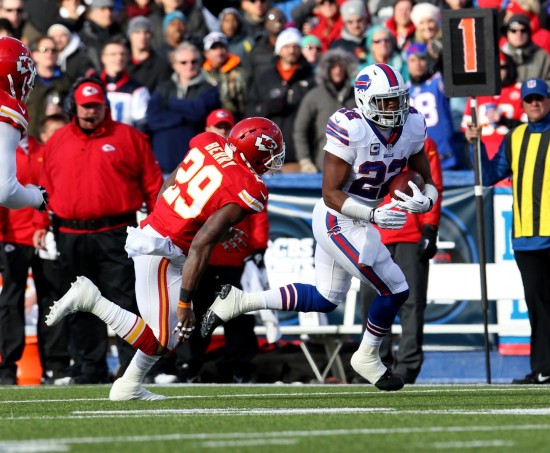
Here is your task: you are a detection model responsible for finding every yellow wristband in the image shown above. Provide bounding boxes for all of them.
[178,301,192,309]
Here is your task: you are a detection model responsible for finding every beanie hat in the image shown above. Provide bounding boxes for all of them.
[410,3,441,27]
[274,27,302,55]
[127,16,153,38]
[340,0,367,21]
[163,10,186,33]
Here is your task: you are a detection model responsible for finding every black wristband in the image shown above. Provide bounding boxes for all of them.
[179,288,194,303]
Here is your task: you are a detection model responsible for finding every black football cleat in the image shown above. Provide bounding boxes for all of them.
[374,369,405,391]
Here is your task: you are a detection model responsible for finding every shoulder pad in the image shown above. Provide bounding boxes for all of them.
[237,179,267,213]
[405,107,427,142]
[0,90,28,132]
[326,107,368,146]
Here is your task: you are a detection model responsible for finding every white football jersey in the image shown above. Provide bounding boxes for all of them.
[324,106,426,208]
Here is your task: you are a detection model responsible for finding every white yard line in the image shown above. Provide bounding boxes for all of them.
[0,424,548,451]
[1,385,550,405]
[430,440,516,449]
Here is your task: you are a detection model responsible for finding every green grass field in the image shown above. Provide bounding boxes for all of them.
[1,384,549,452]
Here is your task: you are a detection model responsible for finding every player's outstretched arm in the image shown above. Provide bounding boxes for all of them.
[0,123,47,210]
[173,203,250,343]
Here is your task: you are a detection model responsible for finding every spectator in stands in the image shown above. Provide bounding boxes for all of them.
[501,13,550,83]
[385,0,415,51]
[246,27,315,172]
[218,7,254,66]
[410,2,443,73]
[464,78,550,386]
[23,0,57,42]
[0,17,14,36]
[149,0,182,49]
[156,10,202,61]
[292,0,343,52]
[117,0,153,29]
[294,48,358,173]
[503,0,550,55]
[244,7,286,85]
[0,0,25,40]
[461,52,525,161]
[360,136,442,384]
[126,16,172,93]
[79,0,125,72]
[0,130,71,386]
[301,34,323,68]
[363,25,408,81]
[239,0,271,41]
[147,42,220,174]
[27,36,73,139]
[99,38,150,130]
[329,0,369,64]
[53,0,87,32]
[202,31,247,120]
[47,21,95,84]
[407,43,457,169]
[34,77,163,385]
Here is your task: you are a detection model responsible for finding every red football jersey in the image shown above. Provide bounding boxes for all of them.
[0,88,28,134]
[462,83,525,159]
[143,132,268,254]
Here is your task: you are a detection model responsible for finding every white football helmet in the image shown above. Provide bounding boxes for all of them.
[354,63,409,128]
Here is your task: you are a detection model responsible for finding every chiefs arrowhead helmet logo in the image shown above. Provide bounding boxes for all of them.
[255,134,278,152]
[16,56,35,75]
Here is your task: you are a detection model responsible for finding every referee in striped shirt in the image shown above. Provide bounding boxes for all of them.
[465,78,550,385]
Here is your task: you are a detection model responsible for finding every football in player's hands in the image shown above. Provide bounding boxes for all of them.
[389,171,425,200]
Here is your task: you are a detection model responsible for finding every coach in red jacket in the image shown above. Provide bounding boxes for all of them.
[359,137,443,384]
[34,78,163,385]
[0,135,70,385]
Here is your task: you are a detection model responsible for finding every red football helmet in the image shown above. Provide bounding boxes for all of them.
[0,37,36,103]
[226,117,285,175]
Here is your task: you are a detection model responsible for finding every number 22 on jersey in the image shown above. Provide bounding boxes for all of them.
[162,147,223,219]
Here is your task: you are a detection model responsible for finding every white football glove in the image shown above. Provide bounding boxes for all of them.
[369,199,407,229]
[394,181,432,214]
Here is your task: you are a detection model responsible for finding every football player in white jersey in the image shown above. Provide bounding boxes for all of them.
[0,37,48,211]
[202,63,439,391]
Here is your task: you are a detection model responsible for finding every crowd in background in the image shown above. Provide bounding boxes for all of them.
[1,0,550,385]
[0,0,548,171]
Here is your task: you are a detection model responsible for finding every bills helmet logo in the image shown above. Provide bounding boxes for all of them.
[355,73,372,91]
[16,56,34,75]
[255,134,278,152]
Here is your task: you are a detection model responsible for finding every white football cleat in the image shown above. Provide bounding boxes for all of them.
[45,276,100,326]
[109,378,166,401]
[201,285,246,337]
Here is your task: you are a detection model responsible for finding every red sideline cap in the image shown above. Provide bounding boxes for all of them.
[74,82,106,105]
[206,109,235,128]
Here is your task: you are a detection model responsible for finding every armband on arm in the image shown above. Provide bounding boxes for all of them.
[177,288,194,309]
[340,197,373,221]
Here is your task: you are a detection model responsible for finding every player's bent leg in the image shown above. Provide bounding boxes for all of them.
[45,276,101,326]
[110,350,166,401]
[200,283,337,338]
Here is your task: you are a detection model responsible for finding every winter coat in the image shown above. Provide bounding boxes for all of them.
[146,72,220,173]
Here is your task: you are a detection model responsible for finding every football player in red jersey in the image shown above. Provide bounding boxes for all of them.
[45,116,285,400]
[0,37,48,211]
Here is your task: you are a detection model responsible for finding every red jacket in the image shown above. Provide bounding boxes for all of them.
[0,136,43,246]
[208,209,270,267]
[35,116,163,233]
[378,137,443,244]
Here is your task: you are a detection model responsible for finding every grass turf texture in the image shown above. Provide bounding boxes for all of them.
[1,384,549,452]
